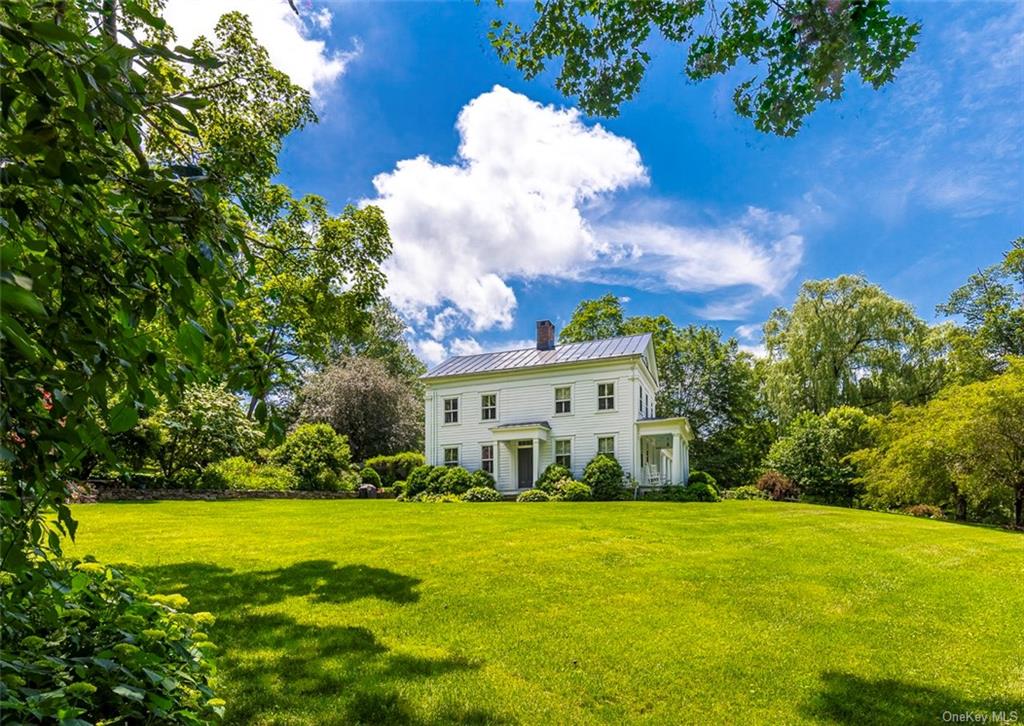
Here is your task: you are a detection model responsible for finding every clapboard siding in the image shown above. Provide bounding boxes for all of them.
[424,347,659,491]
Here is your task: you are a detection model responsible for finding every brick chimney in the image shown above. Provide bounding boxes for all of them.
[536,320,555,351]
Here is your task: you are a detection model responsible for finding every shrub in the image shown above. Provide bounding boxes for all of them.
[360,467,382,488]
[391,480,407,497]
[155,383,263,486]
[406,465,433,497]
[682,482,721,502]
[535,463,571,492]
[756,470,798,501]
[470,469,496,489]
[408,492,462,503]
[904,504,945,520]
[425,465,449,492]
[553,479,592,501]
[517,489,551,502]
[582,454,627,501]
[270,423,351,491]
[0,558,221,723]
[201,457,298,491]
[687,470,718,493]
[363,452,426,486]
[461,486,504,502]
[723,485,767,500]
[440,466,474,495]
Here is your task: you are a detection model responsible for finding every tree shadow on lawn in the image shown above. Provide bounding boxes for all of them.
[139,561,505,725]
[803,671,1023,725]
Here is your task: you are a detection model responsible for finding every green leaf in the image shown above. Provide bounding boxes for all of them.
[0,280,45,315]
[113,684,146,702]
[123,1,168,29]
[176,321,206,365]
[108,400,139,433]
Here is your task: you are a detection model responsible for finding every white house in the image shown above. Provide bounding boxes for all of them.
[422,320,693,494]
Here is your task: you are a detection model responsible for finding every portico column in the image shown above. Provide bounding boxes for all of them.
[532,437,540,486]
[671,432,682,485]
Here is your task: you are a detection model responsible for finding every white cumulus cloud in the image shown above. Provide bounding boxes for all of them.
[163,0,358,96]
[366,86,806,354]
[368,85,648,333]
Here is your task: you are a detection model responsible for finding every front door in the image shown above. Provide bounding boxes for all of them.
[517,443,533,488]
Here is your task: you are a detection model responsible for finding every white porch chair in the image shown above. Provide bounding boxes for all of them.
[644,464,662,487]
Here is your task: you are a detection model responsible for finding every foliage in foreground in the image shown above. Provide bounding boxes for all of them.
[486,0,920,136]
[0,558,220,723]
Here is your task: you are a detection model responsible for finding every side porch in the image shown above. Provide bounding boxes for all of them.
[635,417,692,488]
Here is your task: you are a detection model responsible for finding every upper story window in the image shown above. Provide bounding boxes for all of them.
[554,386,572,414]
[597,382,615,411]
[443,447,459,467]
[481,444,494,474]
[443,397,459,424]
[597,436,615,458]
[554,439,572,469]
[481,393,497,421]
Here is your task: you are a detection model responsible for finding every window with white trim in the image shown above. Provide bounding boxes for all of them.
[481,393,496,421]
[443,397,459,424]
[597,382,615,410]
[554,386,572,414]
[597,436,615,458]
[554,439,572,469]
[481,444,494,474]
[443,447,459,467]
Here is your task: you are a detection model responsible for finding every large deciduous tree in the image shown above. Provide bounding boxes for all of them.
[854,360,1024,526]
[296,357,424,462]
[763,275,944,421]
[937,238,1024,372]
[486,0,920,136]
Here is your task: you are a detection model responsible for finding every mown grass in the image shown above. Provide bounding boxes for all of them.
[68,500,1024,725]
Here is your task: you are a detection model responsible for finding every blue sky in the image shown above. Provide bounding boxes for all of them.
[169,1,1023,363]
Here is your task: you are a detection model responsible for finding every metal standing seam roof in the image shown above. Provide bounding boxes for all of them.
[422,333,652,379]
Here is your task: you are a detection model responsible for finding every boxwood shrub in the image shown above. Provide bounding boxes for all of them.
[517,489,551,502]
[582,455,627,501]
[470,469,496,489]
[360,467,382,488]
[687,470,718,493]
[363,452,426,486]
[535,463,571,493]
[723,485,767,500]
[461,486,503,502]
[553,479,592,501]
[440,467,473,495]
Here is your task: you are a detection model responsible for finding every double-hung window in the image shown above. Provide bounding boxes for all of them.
[597,382,615,411]
[443,447,459,467]
[554,386,572,414]
[597,436,615,458]
[481,393,497,421]
[481,444,494,474]
[554,439,572,469]
[443,397,459,424]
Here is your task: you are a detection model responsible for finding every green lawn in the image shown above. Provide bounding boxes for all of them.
[68,500,1023,725]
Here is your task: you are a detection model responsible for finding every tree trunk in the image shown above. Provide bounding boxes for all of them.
[1015,483,1023,529]
[955,493,967,521]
